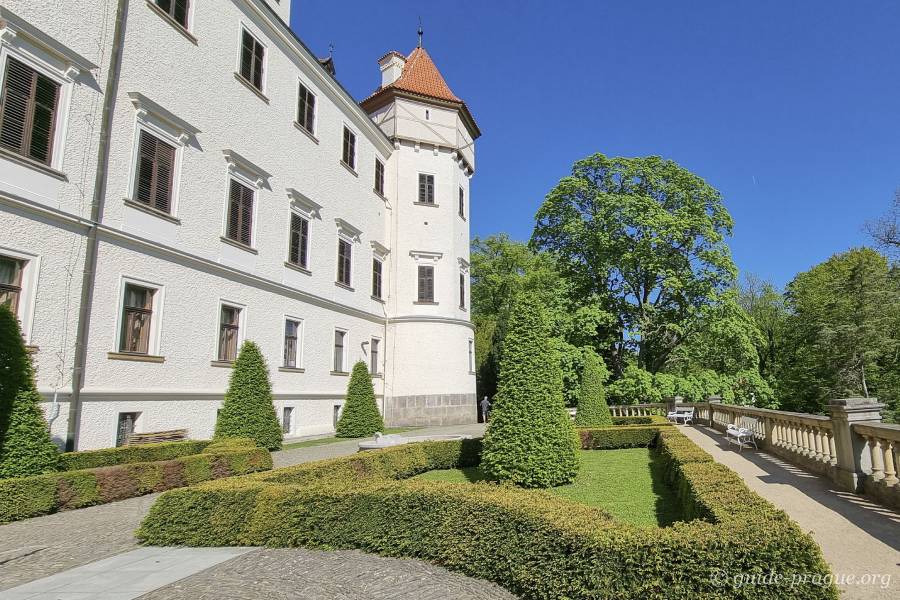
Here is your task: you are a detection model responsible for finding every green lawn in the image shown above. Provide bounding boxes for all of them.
[413,448,683,527]
[281,427,419,450]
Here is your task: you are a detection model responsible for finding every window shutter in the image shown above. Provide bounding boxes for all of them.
[227,180,253,246]
[136,131,175,213]
[0,58,60,165]
[240,185,253,245]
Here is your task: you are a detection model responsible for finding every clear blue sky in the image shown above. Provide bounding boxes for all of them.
[292,1,900,287]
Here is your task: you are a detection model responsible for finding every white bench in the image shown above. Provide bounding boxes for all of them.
[726,417,759,451]
[666,406,695,424]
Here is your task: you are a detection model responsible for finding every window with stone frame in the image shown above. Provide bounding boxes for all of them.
[297,81,315,133]
[288,213,309,269]
[417,265,434,302]
[333,329,346,372]
[0,255,25,314]
[342,126,356,170]
[374,158,384,195]
[418,174,435,204]
[119,284,155,354]
[226,179,254,246]
[0,56,61,165]
[283,318,300,368]
[154,0,189,28]
[372,257,383,299]
[239,29,265,91]
[218,305,241,362]
[135,130,176,214]
[337,239,352,286]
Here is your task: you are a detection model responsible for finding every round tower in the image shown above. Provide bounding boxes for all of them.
[361,43,481,426]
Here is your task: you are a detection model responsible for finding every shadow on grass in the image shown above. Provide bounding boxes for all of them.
[649,453,684,527]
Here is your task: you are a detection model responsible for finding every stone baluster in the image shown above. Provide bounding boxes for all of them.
[813,428,824,462]
[828,432,837,466]
[880,440,898,486]
[869,437,885,481]
[820,430,831,464]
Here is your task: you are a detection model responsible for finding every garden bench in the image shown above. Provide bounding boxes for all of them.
[725,417,759,451]
[666,406,694,424]
[125,429,188,445]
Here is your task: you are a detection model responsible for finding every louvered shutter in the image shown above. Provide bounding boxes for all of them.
[289,214,308,267]
[136,131,175,213]
[227,179,254,246]
[0,57,60,165]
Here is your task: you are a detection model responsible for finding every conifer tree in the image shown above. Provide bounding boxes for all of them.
[481,294,579,488]
[214,340,282,450]
[0,305,59,478]
[574,351,613,427]
[335,361,384,438]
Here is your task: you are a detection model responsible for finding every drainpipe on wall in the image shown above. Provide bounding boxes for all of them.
[65,0,129,451]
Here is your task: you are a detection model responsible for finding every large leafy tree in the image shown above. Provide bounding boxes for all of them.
[532,153,736,374]
[737,274,789,382]
[865,191,900,256]
[780,248,899,414]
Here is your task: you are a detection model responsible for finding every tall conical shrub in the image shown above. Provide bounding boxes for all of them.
[0,305,58,478]
[336,361,384,438]
[481,294,579,488]
[214,340,282,450]
[574,351,613,427]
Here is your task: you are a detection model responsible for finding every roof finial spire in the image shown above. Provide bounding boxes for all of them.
[417,17,423,48]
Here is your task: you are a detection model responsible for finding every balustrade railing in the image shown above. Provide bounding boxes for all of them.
[608,403,666,417]
[851,422,900,508]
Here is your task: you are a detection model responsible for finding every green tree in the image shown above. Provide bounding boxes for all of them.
[574,350,612,427]
[532,153,737,374]
[481,294,579,488]
[738,274,789,383]
[0,306,58,478]
[606,365,661,405]
[865,190,900,257]
[336,361,384,438]
[780,248,899,414]
[214,340,282,450]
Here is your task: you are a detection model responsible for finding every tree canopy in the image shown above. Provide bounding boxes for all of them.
[532,153,736,374]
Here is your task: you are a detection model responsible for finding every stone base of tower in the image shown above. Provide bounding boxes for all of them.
[383,393,477,427]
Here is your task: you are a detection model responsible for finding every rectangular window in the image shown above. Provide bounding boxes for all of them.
[333,329,346,372]
[227,179,254,246]
[342,126,356,170]
[119,284,154,354]
[370,338,380,374]
[372,258,383,299]
[218,305,241,362]
[283,319,300,368]
[240,29,265,91]
[458,186,465,218]
[337,239,352,286]
[297,81,315,133]
[468,340,475,372]
[154,0,189,28]
[418,174,435,204]
[0,255,24,314]
[459,273,466,309]
[374,159,384,195]
[417,265,434,302]
[288,213,309,269]
[135,130,176,213]
[116,412,139,447]
[0,57,61,165]
[281,406,293,434]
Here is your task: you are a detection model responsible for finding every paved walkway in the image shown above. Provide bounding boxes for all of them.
[681,425,900,600]
[0,424,495,599]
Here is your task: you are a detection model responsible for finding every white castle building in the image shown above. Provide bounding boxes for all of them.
[0,0,479,450]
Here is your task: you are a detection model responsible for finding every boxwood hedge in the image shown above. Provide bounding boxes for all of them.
[138,427,836,599]
[0,442,270,524]
[59,439,212,471]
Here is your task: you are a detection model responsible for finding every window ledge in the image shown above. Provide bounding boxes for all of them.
[459,305,467,311]
[0,146,67,181]
[233,72,270,104]
[220,236,258,254]
[25,345,39,354]
[108,352,165,363]
[335,281,354,292]
[373,189,388,202]
[284,261,311,275]
[414,301,439,305]
[279,366,306,373]
[145,0,198,44]
[413,202,439,208]
[339,160,358,177]
[124,198,181,224]
[210,360,235,368]
[371,373,383,379]
[330,370,349,376]
[293,121,319,144]
[458,215,467,221]
[370,295,385,304]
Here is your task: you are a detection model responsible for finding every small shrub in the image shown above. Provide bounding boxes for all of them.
[481,294,579,488]
[0,306,59,479]
[214,341,283,450]
[335,361,384,438]
[574,351,612,427]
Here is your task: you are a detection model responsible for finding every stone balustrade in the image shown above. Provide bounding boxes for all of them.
[851,422,900,509]
[606,396,898,511]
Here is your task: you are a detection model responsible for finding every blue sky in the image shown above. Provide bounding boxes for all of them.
[292,1,900,287]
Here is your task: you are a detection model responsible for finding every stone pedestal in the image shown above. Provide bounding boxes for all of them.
[827,397,884,493]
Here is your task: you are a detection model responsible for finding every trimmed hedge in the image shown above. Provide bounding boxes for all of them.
[335,361,385,438]
[59,440,211,471]
[611,415,670,426]
[139,428,836,599]
[573,351,612,427]
[0,444,271,524]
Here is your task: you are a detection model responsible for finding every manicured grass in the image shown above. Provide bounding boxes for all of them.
[413,448,682,527]
[281,427,419,450]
